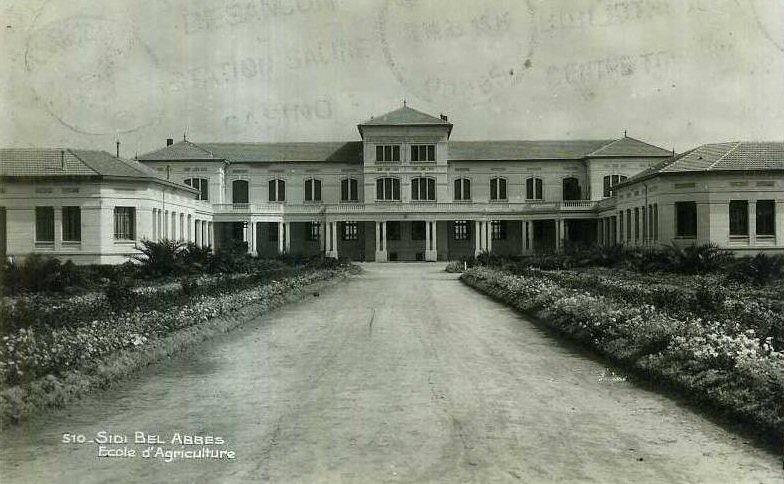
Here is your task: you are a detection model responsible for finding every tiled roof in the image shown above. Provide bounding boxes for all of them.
[359,105,449,126]
[0,148,195,191]
[620,141,784,186]
[139,138,673,163]
[448,140,613,160]
[586,136,673,157]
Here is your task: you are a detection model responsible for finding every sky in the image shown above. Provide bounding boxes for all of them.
[1,0,783,158]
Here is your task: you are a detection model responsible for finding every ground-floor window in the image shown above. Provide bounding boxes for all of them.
[675,201,697,237]
[491,220,507,240]
[387,221,401,240]
[268,223,278,242]
[114,207,136,240]
[729,200,748,236]
[307,222,320,241]
[342,221,358,241]
[453,220,469,240]
[757,200,775,236]
[62,206,81,242]
[411,221,426,240]
[35,206,54,242]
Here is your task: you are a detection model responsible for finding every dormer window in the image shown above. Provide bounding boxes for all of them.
[376,145,401,162]
[411,144,435,162]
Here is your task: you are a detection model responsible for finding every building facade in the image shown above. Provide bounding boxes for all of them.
[2,106,783,264]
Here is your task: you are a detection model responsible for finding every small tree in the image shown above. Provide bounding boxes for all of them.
[133,239,186,277]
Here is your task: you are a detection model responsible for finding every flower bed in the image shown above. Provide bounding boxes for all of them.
[461,267,784,444]
[0,264,356,426]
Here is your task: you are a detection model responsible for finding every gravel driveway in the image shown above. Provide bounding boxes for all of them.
[0,263,781,483]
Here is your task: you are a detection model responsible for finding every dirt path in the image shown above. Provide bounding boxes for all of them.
[0,264,781,483]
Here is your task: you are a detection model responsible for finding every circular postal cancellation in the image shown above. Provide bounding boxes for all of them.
[24,12,163,135]
[378,0,537,108]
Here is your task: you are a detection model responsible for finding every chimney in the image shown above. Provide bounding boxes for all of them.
[167,138,174,146]
[440,114,448,122]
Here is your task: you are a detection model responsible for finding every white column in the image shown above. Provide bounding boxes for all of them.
[250,221,258,255]
[556,219,563,252]
[486,221,493,254]
[277,222,285,254]
[194,220,200,247]
[474,220,482,256]
[432,221,438,256]
[527,221,534,253]
[749,201,757,247]
[331,222,339,258]
[208,222,213,248]
[319,221,326,253]
[521,220,527,255]
[284,222,291,253]
[777,201,784,247]
[425,220,437,261]
[375,221,387,262]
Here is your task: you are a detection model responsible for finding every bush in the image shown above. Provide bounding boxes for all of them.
[0,255,89,296]
[104,278,135,313]
[133,239,186,277]
[727,253,784,286]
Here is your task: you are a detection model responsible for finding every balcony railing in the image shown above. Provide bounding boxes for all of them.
[212,200,598,216]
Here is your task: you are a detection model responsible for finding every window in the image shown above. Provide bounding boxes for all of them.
[35,207,54,242]
[491,220,507,240]
[411,177,436,201]
[268,179,285,202]
[525,177,543,200]
[411,144,435,162]
[675,201,697,237]
[341,178,359,202]
[490,177,507,201]
[376,144,401,162]
[411,221,426,240]
[376,177,400,201]
[232,180,249,204]
[454,178,471,201]
[114,207,136,240]
[626,209,632,241]
[304,178,322,202]
[562,177,581,201]
[62,206,81,242]
[634,207,640,240]
[453,220,469,240]
[342,221,358,241]
[729,200,748,236]
[307,222,320,241]
[757,200,775,236]
[603,175,628,197]
[387,221,401,240]
[184,178,209,201]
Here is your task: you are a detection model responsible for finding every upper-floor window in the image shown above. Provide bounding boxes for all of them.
[184,177,209,201]
[376,177,400,201]
[603,174,628,197]
[411,177,436,201]
[729,200,748,236]
[341,178,359,202]
[675,201,697,237]
[232,180,249,204]
[304,178,322,202]
[114,207,136,240]
[35,206,54,242]
[268,179,285,202]
[562,177,581,201]
[525,176,543,200]
[376,144,401,162]
[454,178,471,201]
[490,177,507,201]
[62,206,81,242]
[757,200,776,236]
[411,144,435,162]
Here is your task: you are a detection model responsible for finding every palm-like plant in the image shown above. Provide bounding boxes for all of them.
[133,239,186,277]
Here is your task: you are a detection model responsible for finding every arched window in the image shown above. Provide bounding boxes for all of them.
[454,178,471,201]
[411,177,436,201]
[232,180,249,204]
[525,177,543,200]
[268,179,285,202]
[304,178,322,202]
[562,177,580,201]
[184,178,209,201]
[602,174,628,197]
[341,178,359,202]
[376,177,400,201]
[490,177,507,201]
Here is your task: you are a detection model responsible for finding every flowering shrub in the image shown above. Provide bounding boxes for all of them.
[0,265,350,387]
[462,267,784,441]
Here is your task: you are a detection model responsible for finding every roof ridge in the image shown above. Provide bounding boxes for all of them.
[585,138,622,156]
[706,141,741,171]
[623,135,672,152]
[66,148,102,176]
[184,140,216,158]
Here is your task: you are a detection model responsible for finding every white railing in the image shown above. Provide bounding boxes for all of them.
[212,200,598,216]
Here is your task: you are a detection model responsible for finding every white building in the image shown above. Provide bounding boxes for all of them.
[2,106,782,264]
